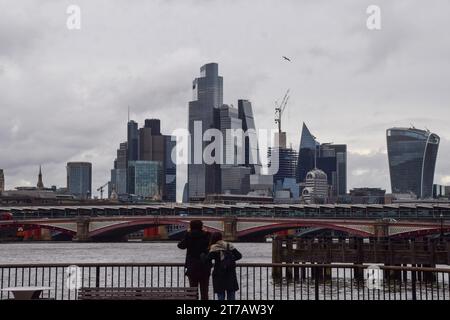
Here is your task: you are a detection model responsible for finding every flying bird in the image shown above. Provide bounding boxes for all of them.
[282,56,292,62]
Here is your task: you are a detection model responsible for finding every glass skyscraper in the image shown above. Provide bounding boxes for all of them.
[387,127,440,199]
[164,135,177,202]
[128,161,163,199]
[238,99,261,175]
[67,162,92,199]
[188,63,223,200]
[296,123,347,196]
[296,123,320,184]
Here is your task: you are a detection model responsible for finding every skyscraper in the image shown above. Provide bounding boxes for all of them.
[318,144,347,196]
[139,119,165,164]
[0,169,4,193]
[164,135,177,202]
[110,142,128,197]
[219,104,251,194]
[139,119,175,201]
[67,162,92,199]
[127,120,139,163]
[296,123,347,196]
[238,99,261,175]
[269,147,298,186]
[387,127,440,198]
[188,63,223,200]
[296,123,320,184]
[128,161,163,199]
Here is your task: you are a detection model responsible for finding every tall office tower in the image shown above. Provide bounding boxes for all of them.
[139,119,166,199]
[0,169,4,193]
[139,119,165,162]
[127,120,139,195]
[110,142,128,197]
[127,120,139,163]
[219,104,251,194]
[164,135,177,202]
[296,123,320,183]
[318,144,347,196]
[219,104,242,165]
[387,127,440,199]
[67,162,92,199]
[296,123,347,196]
[238,99,261,175]
[188,63,223,200]
[269,146,298,187]
[128,161,163,199]
[301,169,329,204]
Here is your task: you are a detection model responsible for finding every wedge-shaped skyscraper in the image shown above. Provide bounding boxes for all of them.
[387,127,439,199]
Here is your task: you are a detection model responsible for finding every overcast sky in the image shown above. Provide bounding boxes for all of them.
[1,0,450,199]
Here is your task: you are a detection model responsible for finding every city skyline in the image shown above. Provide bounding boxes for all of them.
[1,1,450,198]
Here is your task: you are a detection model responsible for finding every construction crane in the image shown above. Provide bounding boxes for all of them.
[275,89,290,133]
[97,182,109,200]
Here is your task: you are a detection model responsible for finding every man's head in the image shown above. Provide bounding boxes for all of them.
[190,219,203,232]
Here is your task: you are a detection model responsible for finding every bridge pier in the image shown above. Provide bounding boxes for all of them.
[74,217,91,242]
[223,217,238,242]
[374,221,389,238]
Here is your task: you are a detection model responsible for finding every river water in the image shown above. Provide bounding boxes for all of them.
[0,241,272,264]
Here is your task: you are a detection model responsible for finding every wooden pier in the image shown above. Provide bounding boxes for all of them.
[272,237,450,281]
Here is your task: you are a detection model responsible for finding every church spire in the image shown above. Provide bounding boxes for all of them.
[37,165,44,189]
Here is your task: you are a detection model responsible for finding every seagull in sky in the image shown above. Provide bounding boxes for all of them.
[282,56,292,62]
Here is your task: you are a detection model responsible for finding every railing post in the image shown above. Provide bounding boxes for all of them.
[314,266,319,301]
[411,269,417,301]
[95,266,100,288]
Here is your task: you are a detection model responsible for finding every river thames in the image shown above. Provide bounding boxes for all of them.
[0,241,272,264]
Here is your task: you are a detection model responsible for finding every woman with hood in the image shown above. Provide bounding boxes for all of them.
[207,232,242,300]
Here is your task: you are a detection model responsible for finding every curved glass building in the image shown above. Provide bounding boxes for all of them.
[386,127,440,199]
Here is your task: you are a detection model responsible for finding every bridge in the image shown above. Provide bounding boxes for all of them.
[1,203,450,241]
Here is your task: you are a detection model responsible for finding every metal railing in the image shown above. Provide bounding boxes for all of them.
[1,263,449,300]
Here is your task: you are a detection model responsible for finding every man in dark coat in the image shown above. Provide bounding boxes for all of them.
[177,220,211,300]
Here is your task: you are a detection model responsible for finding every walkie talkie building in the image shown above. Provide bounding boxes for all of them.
[386,127,440,199]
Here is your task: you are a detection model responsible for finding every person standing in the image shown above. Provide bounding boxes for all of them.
[207,232,242,300]
[177,220,211,300]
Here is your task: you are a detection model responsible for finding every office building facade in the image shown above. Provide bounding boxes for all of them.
[188,63,223,200]
[238,99,261,175]
[387,127,440,199]
[67,162,92,199]
[164,135,177,202]
[128,161,163,199]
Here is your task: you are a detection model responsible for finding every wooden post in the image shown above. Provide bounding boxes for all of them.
[272,238,282,281]
[286,239,293,280]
